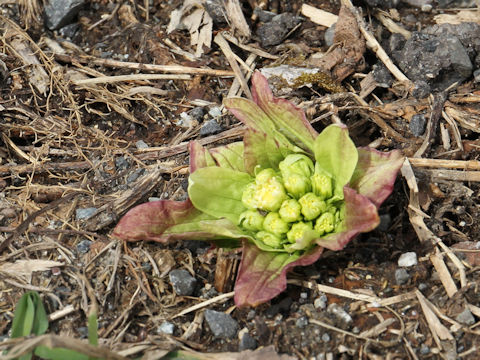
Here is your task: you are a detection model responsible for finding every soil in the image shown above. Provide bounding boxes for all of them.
[1,0,480,359]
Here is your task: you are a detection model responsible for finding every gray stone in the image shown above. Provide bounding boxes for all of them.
[372,64,393,88]
[135,140,149,149]
[411,81,430,99]
[377,214,392,232]
[199,120,222,136]
[395,268,410,285]
[314,294,328,309]
[115,156,129,171]
[418,283,428,291]
[157,321,175,335]
[75,207,97,220]
[321,333,331,342]
[419,344,430,355]
[402,0,432,8]
[410,114,427,136]
[204,0,227,24]
[204,309,239,339]
[398,252,418,267]
[474,69,480,83]
[239,332,257,351]
[188,107,206,121]
[296,316,309,328]
[169,269,197,296]
[257,13,302,47]
[327,303,352,329]
[76,239,92,254]
[208,106,222,118]
[126,168,145,184]
[455,308,475,325]
[324,24,336,47]
[44,0,85,30]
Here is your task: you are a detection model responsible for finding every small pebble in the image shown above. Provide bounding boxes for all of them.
[474,69,480,83]
[418,283,428,291]
[169,269,197,296]
[126,168,145,184]
[410,114,427,137]
[157,321,175,335]
[395,268,410,285]
[377,213,392,232]
[398,252,418,267]
[314,294,328,309]
[324,23,336,47]
[321,333,331,342]
[199,120,222,136]
[115,156,129,170]
[455,308,475,325]
[204,309,239,339]
[239,332,257,351]
[327,303,352,329]
[208,106,222,118]
[135,140,149,149]
[75,207,97,220]
[419,344,430,355]
[296,316,309,328]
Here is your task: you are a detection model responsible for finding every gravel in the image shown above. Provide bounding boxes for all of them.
[398,252,418,267]
[395,268,410,285]
[455,308,475,325]
[239,332,257,351]
[327,304,352,329]
[410,114,427,137]
[168,269,197,296]
[44,0,85,30]
[204,309,239,339]
[75,207,97,220]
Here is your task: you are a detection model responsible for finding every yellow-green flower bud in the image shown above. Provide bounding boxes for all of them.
[254,177,287,212]
[287,221,313,243]
[242,182,258,209]
[279,154,314,178]
[255,168,278,184]
[263,212,289,237]
[279,199,302,223]
[283,173,311,199]
[314,212,335,235]
[257,231,283,248]
[298,192,326,220]
[239,210,264,231]
[311,172,333,200]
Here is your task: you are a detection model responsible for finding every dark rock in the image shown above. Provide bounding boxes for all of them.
[239,332,257,351]
[58,23,79,39]
[377,213,392,232]
[411,80,430,99]
[76,239,92,254]
[253,8,276,23]
[115,156,129,171]
[77,326,88,339]
[204,309,239,339]
[389,33,406,53]
[362,0,400,8]
[205,0,227,24]
[373,64,393,88]
[474,69,480,83]
[75,207,97,220]
[265,297,292,318]
[126,168,145,184]
[410,114,427,137]
[188,107,206,121]
[395,268,410,285]
[257,13,302,47]
[44,0,85,30]
[199,120,222,136]
[169,269,197,296]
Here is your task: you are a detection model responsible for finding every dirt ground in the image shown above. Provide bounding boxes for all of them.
[1,0,480,359]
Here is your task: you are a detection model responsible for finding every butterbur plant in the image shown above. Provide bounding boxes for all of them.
[113,72,404,307]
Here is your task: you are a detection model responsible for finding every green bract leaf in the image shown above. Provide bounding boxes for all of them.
[243,128,289,174]
[209,141,245,172]
[234,241,323,307]
[188,167,253,224]
[250,71,318,153]
[35,347,88,360]
[316,187,379,251]
[314,125,358,200]
[350,148,404,208]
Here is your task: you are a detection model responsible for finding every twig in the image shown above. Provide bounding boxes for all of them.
[170,292,235,319]
[408,158,480,170]
[53,53,235,77]
[72,74,191,85]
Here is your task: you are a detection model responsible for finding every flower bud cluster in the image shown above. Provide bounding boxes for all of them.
[239,154,341,251]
